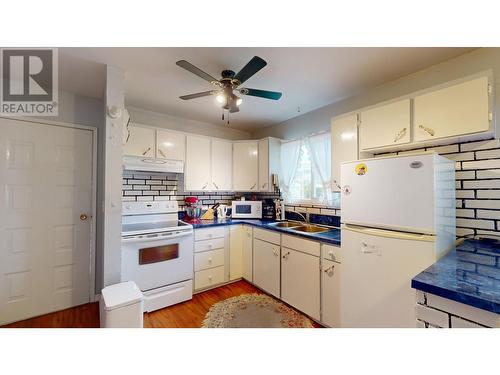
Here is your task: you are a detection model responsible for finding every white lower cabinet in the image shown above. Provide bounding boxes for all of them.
[281,247,320,321]
[193,227,229,292]
[253,238,280,298]
[242,225,253,282]
[229,225,243,280]
[321,258,341,327]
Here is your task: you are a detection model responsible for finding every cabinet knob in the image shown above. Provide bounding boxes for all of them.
[208,258,212,263]
[79,213,89,221]
[250,183,256,190]
[393,127,407,143]
[158,148,166,157]
[208,276,212,280]
[202,182,208,189]
[142,147,152,156]
[213,182,220,190]
[282,251,290,259]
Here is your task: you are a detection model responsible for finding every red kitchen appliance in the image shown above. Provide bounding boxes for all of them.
[184,196,202,224]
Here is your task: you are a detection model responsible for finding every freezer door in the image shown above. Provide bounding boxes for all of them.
[341,154,436,234]
[340,224,437,328]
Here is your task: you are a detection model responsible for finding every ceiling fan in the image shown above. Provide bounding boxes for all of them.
[176,56,282,114]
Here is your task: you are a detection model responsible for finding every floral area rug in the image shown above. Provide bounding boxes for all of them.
[201,293,313,328]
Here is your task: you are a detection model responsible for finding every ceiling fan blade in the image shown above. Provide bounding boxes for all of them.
[240,88,282,100]
[176,60,218,83]
[179,91,215,100]
[233,56,267,84]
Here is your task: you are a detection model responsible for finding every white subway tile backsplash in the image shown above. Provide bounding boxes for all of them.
[455,190,475,199]
[476,169,500,179]
[456,218,495,230]
[463,180,500,189]
[477,210,500,220]
[475,148,500,160]
[462,159,500,170]
[477,190,500,199]
[465,200,500,209]
[456,209,475,218]
[456,227,475,237]
[460,139,500,152]
[455,171,475,180]
[445,152,475,161]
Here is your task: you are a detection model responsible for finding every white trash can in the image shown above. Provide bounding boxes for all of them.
[100,281,144,328]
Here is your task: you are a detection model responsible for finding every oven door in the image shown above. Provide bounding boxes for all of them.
[121,231,194,291]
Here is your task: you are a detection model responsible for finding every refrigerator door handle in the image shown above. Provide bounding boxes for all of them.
[343,223,435,242]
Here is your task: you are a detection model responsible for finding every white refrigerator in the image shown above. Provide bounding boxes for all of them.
[340,152,455,327]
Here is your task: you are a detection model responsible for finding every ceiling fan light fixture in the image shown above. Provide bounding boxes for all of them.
[215,93,226,105]
[236,97,243,106]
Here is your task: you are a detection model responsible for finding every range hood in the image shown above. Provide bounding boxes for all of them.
[123,155,184,173]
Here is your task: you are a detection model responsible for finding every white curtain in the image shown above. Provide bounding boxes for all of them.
[279,139,301,202]
[307,132,332,205]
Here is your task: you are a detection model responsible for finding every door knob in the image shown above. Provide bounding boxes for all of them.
[80,213,88,221]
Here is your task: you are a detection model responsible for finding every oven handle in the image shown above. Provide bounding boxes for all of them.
[122,231,193,243]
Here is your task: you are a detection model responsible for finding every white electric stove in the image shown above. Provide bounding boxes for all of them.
[121,201,194,312]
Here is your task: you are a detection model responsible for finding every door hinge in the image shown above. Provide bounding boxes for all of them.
[488,83,493,95]
[489,112,493,121]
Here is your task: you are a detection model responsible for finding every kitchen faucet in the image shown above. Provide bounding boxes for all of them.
[294,211,309,224]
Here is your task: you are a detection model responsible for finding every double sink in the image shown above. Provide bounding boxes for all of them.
[268,220,330,233]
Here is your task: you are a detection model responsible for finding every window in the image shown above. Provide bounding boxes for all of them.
[280,132,334,205]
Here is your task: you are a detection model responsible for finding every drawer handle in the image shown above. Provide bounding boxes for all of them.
[282,251,290,259]
[208,258,212,264]
[323,265,335,274]
[208,276,212,280]
[393,127,407,143]
[419,125,435,136]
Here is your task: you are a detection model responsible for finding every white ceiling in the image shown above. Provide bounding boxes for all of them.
[59,47,474,131]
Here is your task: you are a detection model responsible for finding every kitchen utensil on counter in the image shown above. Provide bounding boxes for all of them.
[217,205,228,219]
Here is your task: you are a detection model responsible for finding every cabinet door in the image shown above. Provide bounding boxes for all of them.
[253,238,280,298]
[258,138,269,191]
[321,259,341,327]
[359,99,411,150]
[414,76,490,141]
[242,226,253,281]
[185,135,211,191]
[156,130,185,161]
[229,225,243,280]
[281,247,320,320]
[211,139,233,191]
[331,114,358,191]
[123,125,155,157]
[233,141,258,191]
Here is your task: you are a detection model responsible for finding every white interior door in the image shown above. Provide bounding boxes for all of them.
[0,118,94,325]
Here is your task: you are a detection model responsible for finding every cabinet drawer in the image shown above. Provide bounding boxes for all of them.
[321,244,341,263]
[253,227,280,245]
[194,238,225,253]
[194,227,226,241]
[194,248,225,271]
[281,234,320,257]
[194,266,225,290]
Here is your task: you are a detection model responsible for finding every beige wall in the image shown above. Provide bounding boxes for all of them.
[252,48,500,140]
[129,106,253,140]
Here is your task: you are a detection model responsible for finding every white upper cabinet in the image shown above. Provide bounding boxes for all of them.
[123,125,155,157]
[185,135,211,191]
[258,138,281,192]
[414,76,491,142]
[359,99,411,151]
[233,141,259,191]
[211,139,233,191]
[331,114,358,191]
[156,130,185,161]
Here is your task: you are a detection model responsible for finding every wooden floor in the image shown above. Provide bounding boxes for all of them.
[2,280,275,328]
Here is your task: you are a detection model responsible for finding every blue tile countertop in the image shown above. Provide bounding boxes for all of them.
[189,218,341,246]
[412,238,500,314]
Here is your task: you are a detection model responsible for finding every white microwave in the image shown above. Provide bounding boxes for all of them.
[231,200,262,219]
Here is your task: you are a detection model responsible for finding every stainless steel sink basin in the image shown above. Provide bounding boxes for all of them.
[290,225,329,233]
[269,221,301,228]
